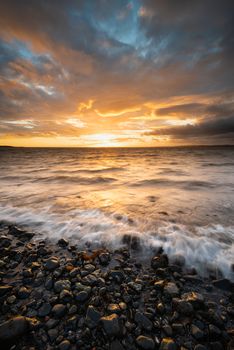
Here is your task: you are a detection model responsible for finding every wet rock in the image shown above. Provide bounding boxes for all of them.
[100,314,121,336]
[128,281,143,293]
[107,303,121,314]
[212,279,233,292]
[48,328,58,342]
[159,338,177,350]
[135,311,153,331]
[45,319,59,330]
[0,285,13,297]
[0,316,36,341]
[176,300,193,315]
[191,324,205,340]
[151,254,168,269]
[7,295,16,304]
[109,269,125,283]
[75,291,89,302]
[44,257,60,270]
[209,324,221,339]
[98,252,110,265]
[18,286,30,299]
[136,335,155,350]
[182,292,204,309]
[122,234,141,250]
[51,304,67,318]
[0,236,11,247]
[85,305,101,328]
[58,238,69,247]
[164,282,179,297]
[58,339,71,350]
[54,279,71,293]
[37,303,52,317]
[9,226,34,241]
[163,325,173,337]
[110,339,125,350]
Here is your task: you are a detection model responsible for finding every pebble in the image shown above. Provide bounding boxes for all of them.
[136,335,155,349]
[159,338,177,350]
[51,304,67,318]
[100,314,121,336]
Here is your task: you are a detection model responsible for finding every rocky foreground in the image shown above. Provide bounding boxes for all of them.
[0,222,233,350]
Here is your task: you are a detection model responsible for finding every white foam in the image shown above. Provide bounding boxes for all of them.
[0,204,233,280]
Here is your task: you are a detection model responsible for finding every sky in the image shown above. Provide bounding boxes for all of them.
[0,0,234,147]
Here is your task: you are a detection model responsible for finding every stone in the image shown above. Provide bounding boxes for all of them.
[209,324,221,338]
[135,311,153,331]
[85,306,101,328]
[0,316,35,340]
[109,270,125,283]
[182,292,204,308]
[0,236,11,247]
[107,304,121,314]
[128,281,143,293]
[151,254,168,269]
[0,285,13,297]
[164,282,179,297]
[159,338,177,350]
[98,252,110,265]
[44,257,60,271]
[18,286,30,299]
[191,324,204,340]
[37,303,52,317]
[45,319,59,330]
[212,279,233,292]
[194,345,207,350]
[58,238,69,247]
[54,280,71,293]
[51,304,67,318]
[60,289,73,302]
[75,291,89,302]
[58,340,71,350]
[176,300,193,315]
[48,328,58,342]
[110,339,125,350]
[100,314,121,336]
[136,335,155,350]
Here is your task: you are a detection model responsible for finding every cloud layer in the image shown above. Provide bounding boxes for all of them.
[0,0,234,146]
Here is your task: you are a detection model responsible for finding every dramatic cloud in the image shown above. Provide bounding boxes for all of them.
[0,0,233,146]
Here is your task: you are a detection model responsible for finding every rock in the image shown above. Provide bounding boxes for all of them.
[44,257,60,271]
[58,238,69,247]
[100,314,121,336]
[182,292,204,308]
[163,325,173,337]
[110,339,125,350]
[18,286,30,299]
[176,300,193,315]
[128,281,143,293]
[85,305,101,328]
[209,342,223,350]
[135,311,153,331]
[0,236,11,247]
[48,328,58,342]
[98,252,110,265]
[191,324,204,340]
[37,303,52,317]
[194,345,207,350]
[54,279,71,293]
[136,335,155,350]
[122,234,141,250]
[109,270,125,283]
[170,254,185,267]
[0,285,13,297]
[172,323,184,335]
[164,282,179,297]
[209,324,221,339]
[151,254,168,269]
[60,289,73,302]
[75,291,89,302]
[45,319,59,330]
[8,226,34,241]
[0,316,35,341]
[160,338,177,350]
[51,304,67,318]
[58,339,71,350]
[212,279,233,292]
[107,304,121,314]
[7,295,16,304]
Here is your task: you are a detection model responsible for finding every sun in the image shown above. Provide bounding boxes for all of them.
[82,133,121,147]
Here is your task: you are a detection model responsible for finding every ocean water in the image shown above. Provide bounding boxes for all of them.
[0,146,234,278]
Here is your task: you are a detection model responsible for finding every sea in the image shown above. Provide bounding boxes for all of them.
[0,146,234,279]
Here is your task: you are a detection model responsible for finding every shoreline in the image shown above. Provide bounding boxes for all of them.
[0,222,233,350]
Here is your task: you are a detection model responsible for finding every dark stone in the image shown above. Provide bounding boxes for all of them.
[0,316,35,341]
[159,338,177,350]
[209,324,221,339]
[109,270,125,283]
[44,257,60,271]
[151,254,169,269]
[37,303,52,317]
[136,335,155,350]
[85,305,101,328]
[8,226,34,241]
[98,252,110,265]
[191,324,205,340]
[176,300,193,315]
[75,291,89,302]
[135,311,153,331]
[51,304,67,318]
[122,234,141,250]
[194,345,207,350]
[18,286,30,299]
[0,285,13,297]
[110,340,125,350]
[58,340,71,350]
[58,238,69,247]
[212,279,233,292]
[100,314,121,336]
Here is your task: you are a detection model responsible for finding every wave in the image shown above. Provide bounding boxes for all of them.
[132,178,218,189]
[0,204,233,280]
[32,175,117,185]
